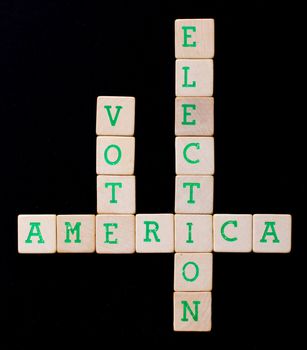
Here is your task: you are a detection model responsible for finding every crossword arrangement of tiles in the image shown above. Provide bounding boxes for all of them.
[18,19,292,332]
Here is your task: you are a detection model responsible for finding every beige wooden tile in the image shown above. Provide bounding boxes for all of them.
[175,214,212,252]
[253,214,292,253]
[96,136,135,175]
[57,215,95,253]
[176,59,213,97]
[18,215,56,253]
[175,175,213,214]
[174,292,211,332]
[175,97,214,136]
[213,214,252,252]
[175,19,214,59]
[97,175,136,214]
[176,137,214,175]
[174,253,212,291]
[96,214,135,254]
[136,214,174,253]
[96,96,135,136]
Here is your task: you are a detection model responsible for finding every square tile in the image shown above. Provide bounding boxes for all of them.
[176,137,214,175]
[136,214,174,253]
[18,215,56,253]
[175,19,214,59]
[253,214,292,253]
[174,253,213,291]
[175,175,214,214]
[175,97,214,136]
[96,136,135,175]
[174,292,211,332]
[97,175,136,214]
[96,214,135,253]
[175,214,212,252]
[56,215,95,253]
[96,96,135,136]
[213,214,252,252]
[176,59,213,97]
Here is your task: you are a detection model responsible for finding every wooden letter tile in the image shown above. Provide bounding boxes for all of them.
[97,175,136,214]
[253,214,292,253]
[175,214,212,252]
[57,215,95,253]
[175,19,214,59]
[213,214,252,252]
[136,214,174,253]
[175,97,214,136]
[175,175,214,214]
[18,215,56,253]
[176,137,214,175]
[96,214,135,254]
[176,59,213,97]
[174,253,213,291]
[96,96,135,136]
[174,292,211,332]
[96,136,135,175]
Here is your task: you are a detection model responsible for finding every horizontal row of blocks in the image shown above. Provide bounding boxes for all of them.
[18,214,291,253]
[96,137,214,175]
[96,97,214,136]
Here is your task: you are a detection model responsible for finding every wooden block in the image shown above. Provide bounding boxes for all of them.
[96,96,135,136]
[176,137,214,175]
[96,214,135,254]
[176,59,213,97]
[175,175,213,214]
[253,214,291,253]
[175,19,214,59]
[175,214,212,252]
[96,136,135,175]
[57,215,95,253]
[213,214,252,252]
[174,292,211,332]
[174,253,213,291]
[97,175,136,214]
[136,214,174,253]
[18,215,56,253]
[175,97,214,136]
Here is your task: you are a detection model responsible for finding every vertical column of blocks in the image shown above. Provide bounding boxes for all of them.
[96,96,136,253]
[174,18,215,332]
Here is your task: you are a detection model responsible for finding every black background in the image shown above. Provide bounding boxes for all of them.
[1,0,305,347]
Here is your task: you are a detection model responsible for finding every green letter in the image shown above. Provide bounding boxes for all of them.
[183,142,200,164]
[182,66,196,88]
[260,221,280,243]
[181,104,196,126]
[105,182,122,204]
[103,223,118,244]
[182,26,196,47]
[143,221,160,242]
[181,300,200,322]
[182,261,199,282]
[186,222,194,243]
[104,105,123,127]
[25,222,45,244]
[64,222,81,243]
[183,182,200,204]
[221,220,238,242]
[104,144,122,166]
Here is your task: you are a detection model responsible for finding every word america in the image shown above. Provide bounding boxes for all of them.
[18,19,291,333]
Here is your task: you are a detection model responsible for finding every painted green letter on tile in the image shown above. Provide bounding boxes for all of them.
[260,221,280,243]
[181,300,200,322]
[182,261,199,282]
[25,222,45,244]
[104,105,123,127]
[143,221,160,243]
[103,223,118,244]
[221,220,238,242]
[181,104,196,125]
[182,26,196,47]
[183,182,200,204]
[105,182,122,204]
[64,222,81,243]
[182,66,196,88]
[104,144,122,166]
[183,142,200,164]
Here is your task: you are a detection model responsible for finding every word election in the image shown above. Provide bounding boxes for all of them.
[17,19,292,333]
